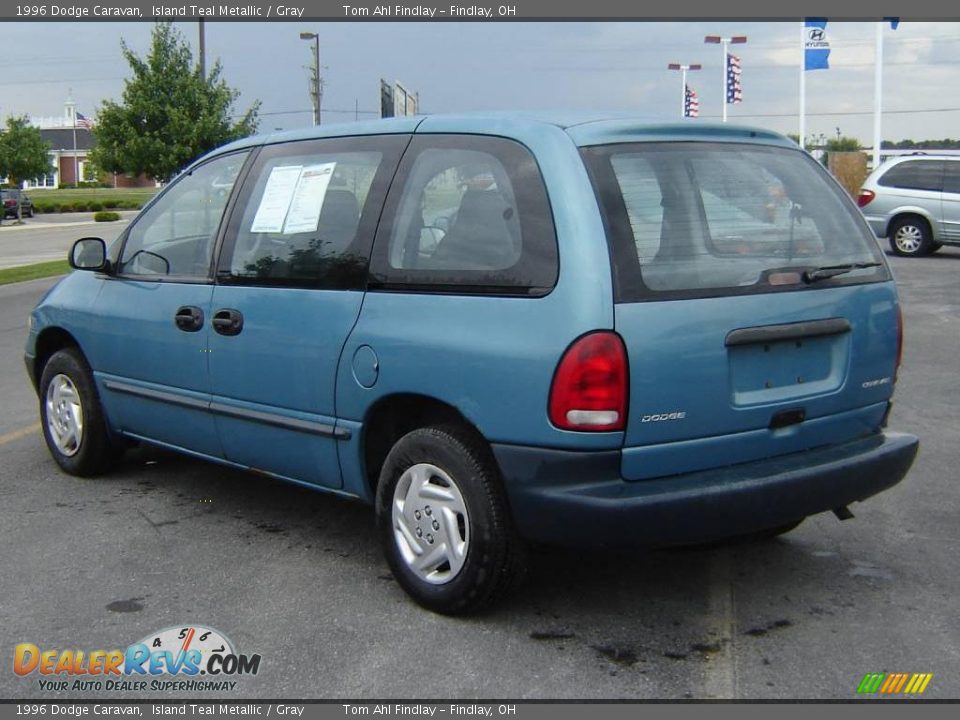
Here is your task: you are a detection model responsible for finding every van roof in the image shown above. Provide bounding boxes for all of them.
[212,111,797,157]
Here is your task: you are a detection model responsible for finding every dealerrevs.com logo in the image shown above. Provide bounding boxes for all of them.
[14,625,262,693]
[857,672,933,695]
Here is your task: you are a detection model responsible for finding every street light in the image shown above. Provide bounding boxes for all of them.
[299,31,321,126]
[667,63,702,118]
[704,34,747,123]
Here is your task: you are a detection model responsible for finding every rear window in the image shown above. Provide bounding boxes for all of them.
[583,142,887,301]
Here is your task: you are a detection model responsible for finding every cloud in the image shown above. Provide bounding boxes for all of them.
[1,20,958,143]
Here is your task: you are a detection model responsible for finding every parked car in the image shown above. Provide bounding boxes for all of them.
[1,189,34,218]
[857,154,960,256]
[25,115,918,614]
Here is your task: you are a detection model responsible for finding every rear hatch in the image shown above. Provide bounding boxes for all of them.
[581,141,899,481]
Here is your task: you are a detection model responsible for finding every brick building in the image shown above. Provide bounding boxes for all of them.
[8,99,156,190]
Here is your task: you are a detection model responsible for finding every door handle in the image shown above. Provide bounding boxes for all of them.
[212,308,244,336]
[174,306,204,332]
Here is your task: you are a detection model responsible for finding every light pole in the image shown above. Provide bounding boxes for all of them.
[704,34,747,123]
[299,32,321,126]
[198,19,206,78]
[667,63,701,118]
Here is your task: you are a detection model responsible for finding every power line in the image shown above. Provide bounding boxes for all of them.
[235,108,380,119]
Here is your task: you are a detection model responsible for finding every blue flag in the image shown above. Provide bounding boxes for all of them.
[805,19,830,71]
[885,18,900,30]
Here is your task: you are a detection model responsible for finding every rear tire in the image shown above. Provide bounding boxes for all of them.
[375,425,524,615]
[889,217,933,257]
[39,348,122,477]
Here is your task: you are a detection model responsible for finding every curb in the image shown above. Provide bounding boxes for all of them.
[0,218,131,232]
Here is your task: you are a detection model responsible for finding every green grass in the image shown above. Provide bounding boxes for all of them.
[0,260,70,286]
[29,187,157,212]
[33,187,158,205]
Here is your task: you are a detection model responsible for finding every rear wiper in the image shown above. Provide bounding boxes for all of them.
[803,262,882,283]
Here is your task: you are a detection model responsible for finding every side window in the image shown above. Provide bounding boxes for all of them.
[943,163,960,195]
[219,136,404,289]
[878,160,945,192]
[119,152,247,278]
[370,135,558,294]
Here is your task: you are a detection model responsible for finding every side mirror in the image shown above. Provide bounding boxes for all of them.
[69,237,108,272]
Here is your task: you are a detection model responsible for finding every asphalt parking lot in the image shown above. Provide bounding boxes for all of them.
[0,248,958,700]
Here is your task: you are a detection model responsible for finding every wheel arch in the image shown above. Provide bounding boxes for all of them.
[33,327,85,390]
[361,393,491,497]
[887,210,937,241]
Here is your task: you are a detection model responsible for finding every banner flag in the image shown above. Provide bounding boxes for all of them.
[726,53,742,104]
[804,19,830,70]
[684,84,699,118]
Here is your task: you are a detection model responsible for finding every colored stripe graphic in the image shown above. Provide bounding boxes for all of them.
[857,672,932,694]
[906,673,933,694]
[857,673,885,693]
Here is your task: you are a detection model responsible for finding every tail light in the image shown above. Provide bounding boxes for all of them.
[857,189,875,208]
[549,331,628,432]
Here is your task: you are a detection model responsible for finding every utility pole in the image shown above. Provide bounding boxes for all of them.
[704,34,747,123]
[299,32,321,126]
[66,92,79,188]
[198,19,206,78]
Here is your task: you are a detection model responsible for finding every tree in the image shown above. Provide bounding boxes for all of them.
[825,136,861,152]
[0,116,53,203]
[91,22,259,183]
[820,135,862,168]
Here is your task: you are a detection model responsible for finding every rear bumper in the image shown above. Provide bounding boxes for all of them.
[493,431,918,547]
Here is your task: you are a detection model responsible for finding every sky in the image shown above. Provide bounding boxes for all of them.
[2,20,959,146]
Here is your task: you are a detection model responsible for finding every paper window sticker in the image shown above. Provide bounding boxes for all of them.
[250,165,303,233]
[282,162,337,235]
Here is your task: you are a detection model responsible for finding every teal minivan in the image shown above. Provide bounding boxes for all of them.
[26,115,918,613]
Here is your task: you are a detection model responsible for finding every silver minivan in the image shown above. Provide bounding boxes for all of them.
[858,155,960,256]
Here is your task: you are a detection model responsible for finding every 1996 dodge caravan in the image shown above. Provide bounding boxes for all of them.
[26,115,919,613]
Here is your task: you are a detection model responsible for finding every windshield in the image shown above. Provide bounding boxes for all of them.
[582,142,887,300]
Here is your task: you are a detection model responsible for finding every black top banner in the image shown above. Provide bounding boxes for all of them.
[1,0,957,21]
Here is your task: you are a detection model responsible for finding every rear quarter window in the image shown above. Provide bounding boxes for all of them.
[369,134,558,296]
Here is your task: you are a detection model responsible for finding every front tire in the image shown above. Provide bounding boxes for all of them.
[39,348,121,476]
[375,425,524,615]
[889,217,933,256]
